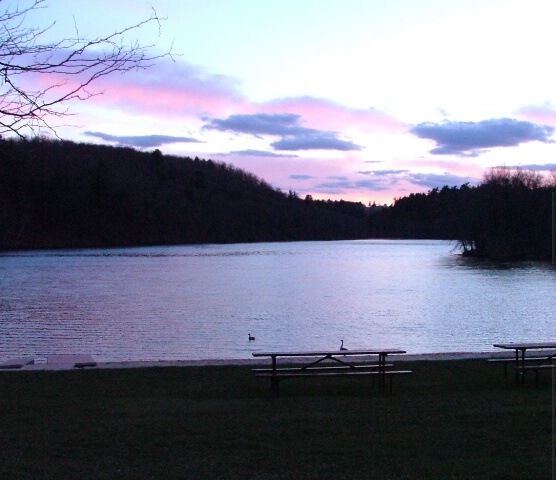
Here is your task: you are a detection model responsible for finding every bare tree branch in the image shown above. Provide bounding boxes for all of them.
[0,0,173,137]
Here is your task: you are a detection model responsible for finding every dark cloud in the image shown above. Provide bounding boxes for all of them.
[410,118,554,157]
[271,133,361,151]
[85,132,203,148]
[205,113,305,136]
[228,149,298,158]
[289,174,315,180]
[204,113,362,151]
[494,163,556,171]
[405,172,479,189]
[358,169,409,176]
[314,178,392,192]
[304,169,480,198]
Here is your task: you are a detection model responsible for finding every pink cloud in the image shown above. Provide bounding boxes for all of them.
[216,150,411,204]
[262,96,407,133]
[34,57,406,136]
[515,104,556,125]
[98,84,242,118]
[22,54,408,144]
[13,59,240,119]
[90,60,249,118]
[15,60,246,122]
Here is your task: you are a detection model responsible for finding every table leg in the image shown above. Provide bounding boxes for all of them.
[514,349,519,384]
[270,355,279,395]
[520,349,526,385]
[379,354,386,391]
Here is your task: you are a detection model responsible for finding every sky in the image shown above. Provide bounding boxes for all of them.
[18,0,556,205]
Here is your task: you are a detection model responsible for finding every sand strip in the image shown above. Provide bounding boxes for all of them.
[1,351,514,371]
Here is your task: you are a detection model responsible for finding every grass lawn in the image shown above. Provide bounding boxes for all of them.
[0,359,554,479]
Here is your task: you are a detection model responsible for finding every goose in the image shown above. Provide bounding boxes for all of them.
[340,339,348,351]
[248,333,255,342]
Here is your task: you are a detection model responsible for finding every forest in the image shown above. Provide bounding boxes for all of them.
[1,137,554,260]
[368,168,556,260]
[0,138,368,250]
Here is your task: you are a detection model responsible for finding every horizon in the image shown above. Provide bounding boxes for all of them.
[16,0,556,205]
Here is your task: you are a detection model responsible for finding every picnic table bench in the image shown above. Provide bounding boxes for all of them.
[487,356,552,379]
[492,342,556,386]
[252,349,411,395]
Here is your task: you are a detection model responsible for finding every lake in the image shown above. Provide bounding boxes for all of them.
[1,240,555,362]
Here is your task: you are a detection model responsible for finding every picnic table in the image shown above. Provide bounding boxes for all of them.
[492,342,556,385]
[252,348,411,395]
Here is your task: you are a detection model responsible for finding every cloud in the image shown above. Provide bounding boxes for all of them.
[263,96,406,133]
[516,104,556,125]
[228,149,298,158]
[204,112,362,151]
[410,118,554,156]
[205,113,305,136]
[314,178,392,192]
[359,169,409,176]
[74,58,405,162]
[271,133,361,151]
[84,132,203,148]
[88,58,406,141]
[521,163,556,171]
[319,170,478,194]
[90,59,247,119]
[493,163,556,171]
[405,172,478,189]
[289,174,315,180]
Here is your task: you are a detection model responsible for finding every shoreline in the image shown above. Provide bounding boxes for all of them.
[1,351,511,371]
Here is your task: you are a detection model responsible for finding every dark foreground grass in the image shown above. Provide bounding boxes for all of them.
[0,360,554,480]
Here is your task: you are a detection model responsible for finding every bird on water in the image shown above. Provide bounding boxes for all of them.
[340,339,347,351]
[248,333,255,341]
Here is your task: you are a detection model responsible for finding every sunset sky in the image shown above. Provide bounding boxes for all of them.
[28,0,556,205]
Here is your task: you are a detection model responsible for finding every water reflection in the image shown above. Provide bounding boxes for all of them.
[1,240,554,362]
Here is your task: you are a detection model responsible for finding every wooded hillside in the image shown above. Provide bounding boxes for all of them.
[0,138,368,250]
[2,138,554,260]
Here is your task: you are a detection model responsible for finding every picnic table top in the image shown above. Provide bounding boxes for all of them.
[252,349,406,358]
[493,342,556,350]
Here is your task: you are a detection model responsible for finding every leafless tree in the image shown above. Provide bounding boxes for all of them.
[0,0,171,137]
[484,166,545,189]
[547,169,556,187]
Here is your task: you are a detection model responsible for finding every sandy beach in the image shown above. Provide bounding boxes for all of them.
[0,351,512,371]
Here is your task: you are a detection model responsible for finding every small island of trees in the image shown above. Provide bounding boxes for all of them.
[368,167,556,260]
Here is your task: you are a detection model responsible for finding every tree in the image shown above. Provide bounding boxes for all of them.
[0,0,171,137]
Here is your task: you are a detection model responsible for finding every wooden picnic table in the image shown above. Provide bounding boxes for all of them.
[252,348,410,395]
[493,342,556,385]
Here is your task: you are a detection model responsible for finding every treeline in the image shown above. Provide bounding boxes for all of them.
[2,138,554,259]
[368,168,556,260]
[0,138,369,250]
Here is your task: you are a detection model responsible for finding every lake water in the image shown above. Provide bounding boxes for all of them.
[1,240,555,362]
